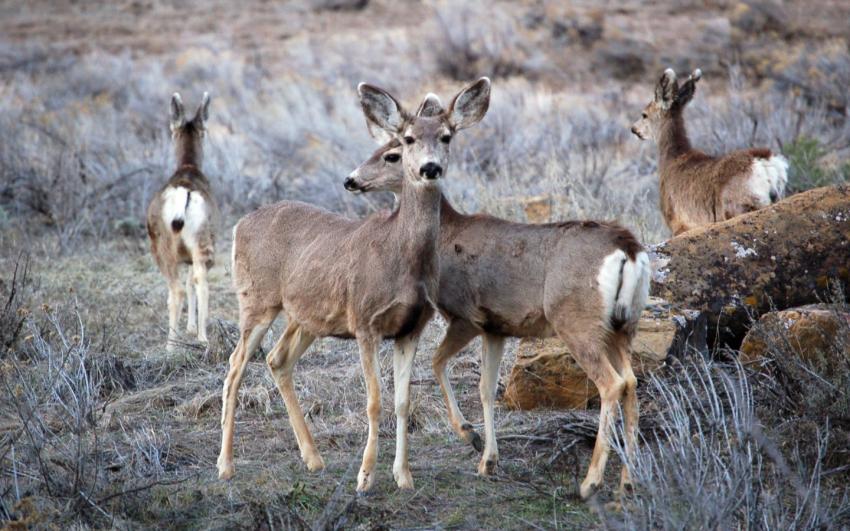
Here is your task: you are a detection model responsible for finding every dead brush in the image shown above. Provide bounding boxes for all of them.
[0,300,192,526]
[605,355,850,529]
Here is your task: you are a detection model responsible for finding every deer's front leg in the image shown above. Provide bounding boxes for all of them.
[478,334,504,475]
[392,333,419,489]
[357,335,381,493]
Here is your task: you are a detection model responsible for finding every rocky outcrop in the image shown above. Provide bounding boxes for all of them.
[740,304,850,366]
[503,298,706,410]
[651,185,850,347]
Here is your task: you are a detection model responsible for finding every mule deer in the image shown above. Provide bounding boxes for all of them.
[631,68,788,235]
[344,140,651,499]
[216,78,491,493]
[146,92,219,351]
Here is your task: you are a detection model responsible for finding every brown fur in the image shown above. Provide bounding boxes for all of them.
[146,93,219,350]
[345,142,651,499]
[633,69,784,235]
[217,79,492,494]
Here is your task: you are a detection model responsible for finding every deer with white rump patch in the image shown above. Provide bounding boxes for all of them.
[147,92,219,351]
[631,68,788,235]
[345,140,651,499]
[216,78,491,493]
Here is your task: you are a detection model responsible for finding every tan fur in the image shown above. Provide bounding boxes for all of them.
[346,141,651,499]
[217,79,492,494]
[146,93,219,350]
[632,68,786,235]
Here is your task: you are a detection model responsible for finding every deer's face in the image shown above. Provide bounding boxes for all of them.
[400,113,454,184]
[630,100,665,141]
[357,77,490,189]
[344,139,404,194]
[631,68,701,142]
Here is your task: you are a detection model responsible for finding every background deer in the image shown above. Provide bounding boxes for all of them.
[344,139,651,499]
[631,68,788,235]
[146,92,219,351]
[217,78,491,493]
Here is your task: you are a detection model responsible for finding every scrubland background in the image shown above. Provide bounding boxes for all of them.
[0,0,848,528]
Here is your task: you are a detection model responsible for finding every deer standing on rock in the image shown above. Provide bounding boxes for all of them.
[147,92,219,352]
[344,140,651,499]
[631,68,788,235]
[216,78,491,493]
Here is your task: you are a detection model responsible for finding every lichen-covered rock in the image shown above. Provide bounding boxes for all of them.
[503,298,706,410]
[651,185,850,346]
[740,304,850,366]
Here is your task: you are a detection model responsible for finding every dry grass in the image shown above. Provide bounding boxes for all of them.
[0,0,849,528]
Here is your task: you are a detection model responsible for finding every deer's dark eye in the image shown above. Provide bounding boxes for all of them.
[383,153,401,163]
[641,112,648,119]
[440,134,452,144]
[404,136,415,145]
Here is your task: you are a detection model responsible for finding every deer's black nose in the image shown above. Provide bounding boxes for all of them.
[420,162,442,180]
[343,177,358,191]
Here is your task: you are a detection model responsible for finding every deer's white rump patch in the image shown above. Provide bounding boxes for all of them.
[749,155,789,206]
[597,249,651,327]
[161,186,208,247]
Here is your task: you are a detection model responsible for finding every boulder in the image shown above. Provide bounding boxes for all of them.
[740,304,850,366]
[651,185,850,347]
[503,298,706,410]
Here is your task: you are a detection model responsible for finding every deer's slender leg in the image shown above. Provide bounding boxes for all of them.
[392,332,419,489]
[165,272,184,353]
[609,331,638,493]
[192,254,210,343]
[432,319,481,451]
[217,310,276,480]
[478,333,505,475]
[186,267,197,335]
[266,321,322,471]
[558,328,625,500]
[356,334,381,493]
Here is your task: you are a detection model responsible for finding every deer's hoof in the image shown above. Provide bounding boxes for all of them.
[580,480,600,500]
[217,460,235,480]
[356,469,375,494]
[477,457,498,476]
[304,453,325,472]
[393,468,414,490]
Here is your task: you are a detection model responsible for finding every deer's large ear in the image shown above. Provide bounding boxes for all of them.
[654,69,678,110]
[675,69,701,107]
[448,77,490,130]
[194,91,211,125]
[170,92,185,130]
[358,83,406,139]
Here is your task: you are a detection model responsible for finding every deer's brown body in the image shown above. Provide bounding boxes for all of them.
[633,69,787,235]
[345,140,651,499]
[146,93,219,350]
[217,79,491,494]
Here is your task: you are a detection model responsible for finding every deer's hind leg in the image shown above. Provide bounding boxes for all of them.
[266,320,322,471]
[191,244,214,343]
[217,305,278,480]
[164,262,184,353]
[432,319,481,451]
[185,267,197,335]
[608,330,638,494]
[554,322,625,500]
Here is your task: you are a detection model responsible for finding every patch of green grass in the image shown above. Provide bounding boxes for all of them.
[785,135,850,192]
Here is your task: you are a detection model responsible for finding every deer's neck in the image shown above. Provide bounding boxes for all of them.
[657,111,691,168]
[394,180,442,271]
[175,134,203,170]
